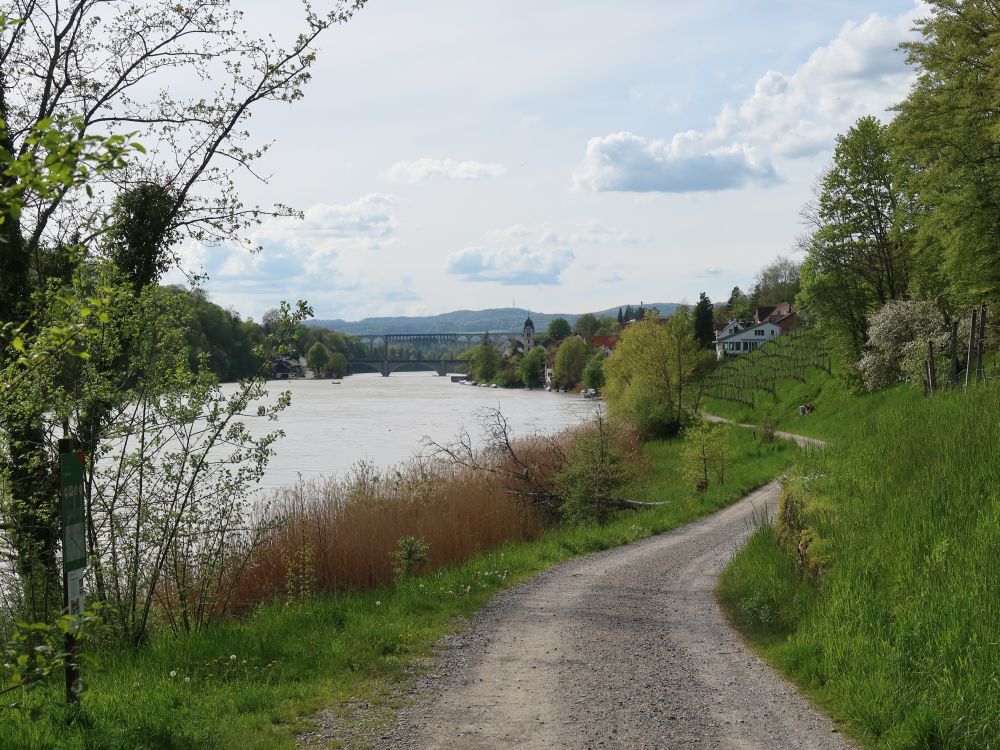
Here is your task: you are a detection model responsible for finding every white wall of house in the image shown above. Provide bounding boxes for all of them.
[715,321,782,359]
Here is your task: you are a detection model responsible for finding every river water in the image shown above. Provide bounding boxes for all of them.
[241,373,600,492]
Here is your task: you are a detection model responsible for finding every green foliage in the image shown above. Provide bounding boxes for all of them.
[468,342,501,383]
[754,256,801,307]
[582,351,605,390]
[389,537,430,580]
[104,183,179,290]
[305,341,332,376]
[604,310,700,437]
[329,352,348,378]
[171,287,267,382]
[552,336,588,389]
[680,420,727,491]
[572,313,600,337]
[546,317,571,340]
[799,115,909,356]
[555,416,631,523]
[893,2,1000,309]
[1,607,106,710]
[518,345,546,388]
[692,292,714,348]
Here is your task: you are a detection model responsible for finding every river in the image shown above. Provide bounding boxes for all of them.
[240,373,601,492]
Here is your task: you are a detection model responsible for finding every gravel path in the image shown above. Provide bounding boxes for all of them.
[371,476,852,750]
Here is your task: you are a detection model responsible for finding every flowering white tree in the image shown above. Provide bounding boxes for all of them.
[859,300,968,391]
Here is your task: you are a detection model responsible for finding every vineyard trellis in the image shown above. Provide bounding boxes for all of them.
[705,327,833,408]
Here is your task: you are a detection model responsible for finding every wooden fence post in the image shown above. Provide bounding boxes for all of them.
[965,307,978,388]
[927,341,937,396]
[976,304,987,384]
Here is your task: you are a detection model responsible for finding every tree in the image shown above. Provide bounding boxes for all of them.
[681,420,727,492]
[583,352,606,390]
[893,2,1000,309]
[858,300,966,392]
[604,310,700,437]
[307,342,333,376]
[693,293,715,348]
[553,337,589,389]
[799,116,910,356]
[518,346,546,388]
[547,317,571,340]
[573,313,600,337]
[596,316,617,335]
[329,352,349,378]
[617,307,624,325]
[469,342,501,382]
[755,256,801,306]
[0,0,369,619]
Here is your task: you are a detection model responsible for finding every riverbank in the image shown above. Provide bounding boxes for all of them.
[2,425,798,749]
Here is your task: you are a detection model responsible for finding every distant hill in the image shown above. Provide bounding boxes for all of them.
[308,304,681,336]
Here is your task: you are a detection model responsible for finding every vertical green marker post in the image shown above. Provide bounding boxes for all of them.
[58,437,86,703]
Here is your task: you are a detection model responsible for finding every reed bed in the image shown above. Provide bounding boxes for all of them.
[233,417,647,611]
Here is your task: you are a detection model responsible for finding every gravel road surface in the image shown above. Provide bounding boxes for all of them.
[373,477,851,750]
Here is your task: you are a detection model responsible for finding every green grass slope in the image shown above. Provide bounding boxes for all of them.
[719,383,1000,749]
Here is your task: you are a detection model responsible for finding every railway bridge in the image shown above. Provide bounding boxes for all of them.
[349,331,521,377]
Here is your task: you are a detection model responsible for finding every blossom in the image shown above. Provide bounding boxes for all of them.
[169,670,177,678]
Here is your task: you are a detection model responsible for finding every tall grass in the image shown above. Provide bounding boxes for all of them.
[235,463,540,609]
[720,383,1000,748]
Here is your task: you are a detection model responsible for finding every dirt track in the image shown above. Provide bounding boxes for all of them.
[373,474,852,749]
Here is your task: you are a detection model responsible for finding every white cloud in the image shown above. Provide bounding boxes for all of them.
[446,227,574,285]
[386,158,507,184]
[574,131,779,193]
[577,3,925,193]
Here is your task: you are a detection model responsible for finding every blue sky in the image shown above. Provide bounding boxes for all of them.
[169,0,925,321]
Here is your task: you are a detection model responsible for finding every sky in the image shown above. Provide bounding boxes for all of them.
[166,0,927,322]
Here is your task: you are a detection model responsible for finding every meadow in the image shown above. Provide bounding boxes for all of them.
[0,424,798,749]
[717,365,1000,748]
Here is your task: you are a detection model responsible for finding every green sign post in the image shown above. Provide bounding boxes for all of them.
[58,438,86,703]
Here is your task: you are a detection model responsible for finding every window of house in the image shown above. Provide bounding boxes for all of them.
[754,329,764,336]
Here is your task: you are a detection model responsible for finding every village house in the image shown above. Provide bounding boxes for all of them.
[714,302,797,359]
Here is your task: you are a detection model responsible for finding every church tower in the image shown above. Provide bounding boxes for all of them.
[522,317,535,350]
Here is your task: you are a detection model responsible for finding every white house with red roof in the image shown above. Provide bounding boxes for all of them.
[714,302,797,359]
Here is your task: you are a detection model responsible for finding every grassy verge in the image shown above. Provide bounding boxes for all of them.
[719,384,1000,749]
[3,426,797,750]
[704,366,920,442]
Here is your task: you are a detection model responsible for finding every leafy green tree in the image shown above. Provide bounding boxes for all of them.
[755,256,801,306]
[573,313,600,337]
[604,310,699,437]
[693,292,715,348]
[583,352,606,390]
[893,1,1000,309]
[306,342,333,376]
[596,316,617,335]
[518,346,546,388]
[329,352,349,378]
[617,307,624,325]
[799,116,910,356]
[547,317,571,340]
[553,337,589,389]
[469,342,501,382]
[555,413,632,523]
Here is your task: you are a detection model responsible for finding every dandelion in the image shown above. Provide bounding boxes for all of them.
[169,670,177,678]
[230,654,237,661]
[184,676,191,683]
[375,600,381,606]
